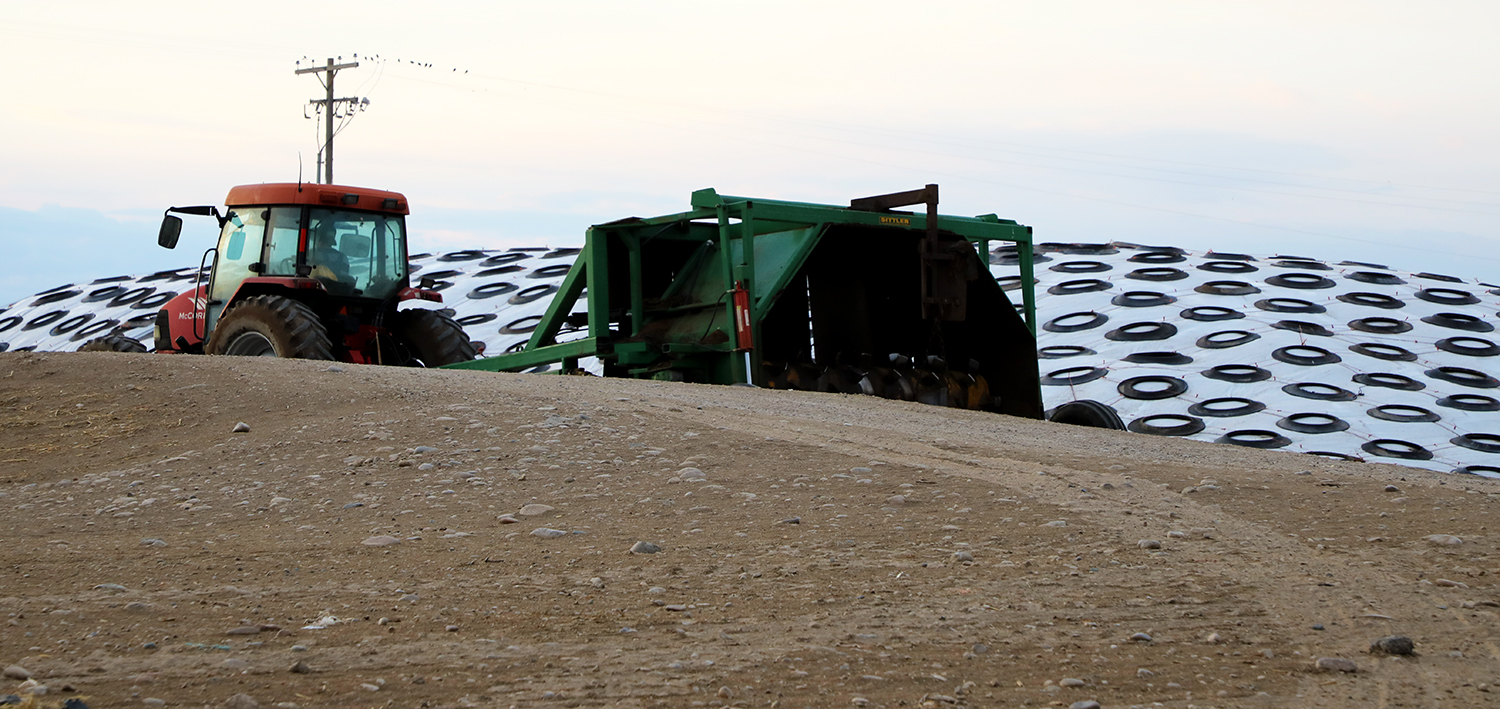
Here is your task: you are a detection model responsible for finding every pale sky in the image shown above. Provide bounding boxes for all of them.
[3,1,1499,306]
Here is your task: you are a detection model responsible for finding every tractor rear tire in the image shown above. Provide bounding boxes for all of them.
[78,333,148,353]
[206,295,334,360]
[395,309,477,366]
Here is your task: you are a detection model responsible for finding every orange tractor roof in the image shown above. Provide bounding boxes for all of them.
[224,183,410,215]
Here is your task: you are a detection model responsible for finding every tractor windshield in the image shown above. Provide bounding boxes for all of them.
[307,208,407,299]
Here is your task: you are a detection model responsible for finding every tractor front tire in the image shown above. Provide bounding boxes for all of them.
[395,309,476,366]
[206,295,334,360]
[78,333,148,353]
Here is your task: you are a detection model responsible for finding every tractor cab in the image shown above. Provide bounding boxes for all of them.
[194,197,409,332]
[140,183,473,366]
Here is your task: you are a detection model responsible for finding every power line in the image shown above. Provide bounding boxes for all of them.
[8,19,1498,249]
[383,67,1500,220]
[295,57,366,184]
[434,67,1500,201]
[722,123,1500,216]
[466,88,1500,267]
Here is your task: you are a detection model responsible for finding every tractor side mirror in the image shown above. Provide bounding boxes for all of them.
[158,215,183,249]
[418,276,437,289]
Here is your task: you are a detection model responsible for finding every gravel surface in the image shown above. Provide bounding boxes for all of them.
[1,351,1498,708]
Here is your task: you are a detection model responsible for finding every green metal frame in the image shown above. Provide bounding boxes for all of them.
[445,188,1035,376]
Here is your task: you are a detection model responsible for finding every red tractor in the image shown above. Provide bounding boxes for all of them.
[82,183,475,366]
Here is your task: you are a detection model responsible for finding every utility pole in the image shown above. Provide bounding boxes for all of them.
[296,57,359,184]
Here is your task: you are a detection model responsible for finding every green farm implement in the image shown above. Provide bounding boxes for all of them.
[447,185,1042,419]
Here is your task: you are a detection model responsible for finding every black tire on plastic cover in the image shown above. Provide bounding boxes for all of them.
[468,282,519,299]
[509,284,559,305]
[1188,397,1266,417]
[527,264,573,279]
[1337,292,1405,309]
[996,275,1028,291]
[1050,260,1112,273]
[1125,267,1189,282]
[1347,271,1406,285]
[1352,372,1425,391]
[23,310,68,331]
[1283,382,1357,402]
[1043,311,1108,333]
[1195,280,1261,296]
[1123,351,1193,365]
[1180,305,1245,322]
[32,289,81,306]
[1272,320,1334,337]
[1366,404,1441,423]
[1048,279,1113,295]
[1202,364,1273,383]
[71,318,121,341]
[133,292,176,310]
[1427,366,1500,389]
[1276,413,1350,434]
[499,315,544,335]
[1217,429,1292,449]
[1265,273,1336,289]
[1197,260,1258,274]
[1272,345,1341,366]
[395,308,478,367]
[1111,291,1176,307]
[1105,321,1178,341]
[1361,439,1433,460]
[1046,400,1126,430]
[1452,434,1500,453]
[1421,313,1494,333]
[1349,316,1414,334]
[1129,251,1186,264]
[456,313,499,326]
[1455,465,1500,477]
[1415,287,1479,305]
[1255,297,1326,314]
[1436,394,1500,412]
[1038,345,1096,358]
[1117,375,1188,400]
[205,294,335,360]
[82,286,126,303]
[1308,451,1364,462]
[78,333,148,353]
[1040,366,1109,386]
[50,313,95,337]
[1436,336,1500,357]
[480,252,531,267]
[1349,342,1418,362]
[1272,259,1331,271]
[1129,414,1206,437]
[1197,330,1260,349]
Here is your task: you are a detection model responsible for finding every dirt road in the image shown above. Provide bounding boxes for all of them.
[1,351,1497,708]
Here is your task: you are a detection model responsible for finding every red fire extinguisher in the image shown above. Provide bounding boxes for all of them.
[731,281,754,384]
[731,281,753,351]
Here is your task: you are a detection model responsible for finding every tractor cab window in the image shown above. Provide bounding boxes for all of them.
[207,208,269,332]
[307,208,406,299]
[262,207,303,276]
